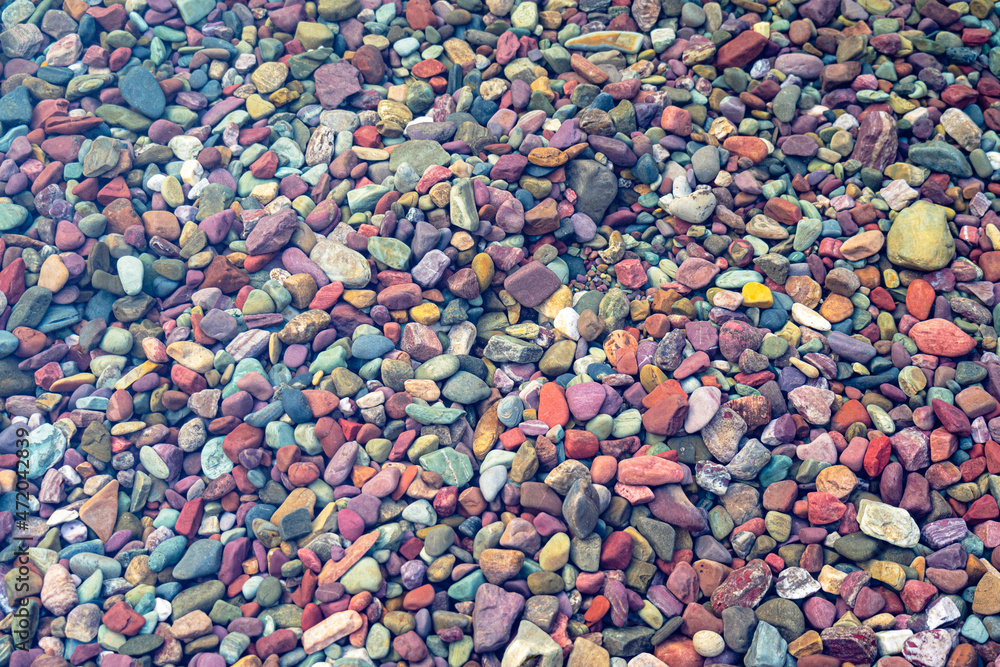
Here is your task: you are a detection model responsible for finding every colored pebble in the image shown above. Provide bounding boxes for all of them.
[3,0,1000,667]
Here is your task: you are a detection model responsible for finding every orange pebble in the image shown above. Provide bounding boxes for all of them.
[584,595,610,624]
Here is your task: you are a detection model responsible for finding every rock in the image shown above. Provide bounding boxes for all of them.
[711,560,772,613]
[886,201,955,271]
[79,480,118,541]
[857,499,921,547]
[501,621,564,667]
[908,319,977,357]
[302,611,363,653]
[849,110,897,171]
[474,584,525,652]
[310,239,372,287]
[566,160,618,222]
[172,539,224,579]
[315,61,363,109]
[745,622,787,667]
[669,190,716,223]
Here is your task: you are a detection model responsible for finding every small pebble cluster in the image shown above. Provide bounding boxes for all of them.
[5,0,1000,665]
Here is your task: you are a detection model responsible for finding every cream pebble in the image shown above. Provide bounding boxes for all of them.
[692,630,725,657]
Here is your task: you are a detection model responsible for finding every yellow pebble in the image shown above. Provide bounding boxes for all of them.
[986,223,1000,250]
[471,253,495,292]
[0,470,16,494]
[640,365,668,393]
[776,322,801,348]
[638,600,663,629]
[741,282,773,308]
[865,560,906,590]
[883,269,900,289]
[342,290,376,308]
[789,357,820,378]
[409,303,441,325]
[537,533,570,571]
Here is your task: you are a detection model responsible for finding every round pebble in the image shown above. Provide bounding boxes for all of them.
[3,2,1000,667]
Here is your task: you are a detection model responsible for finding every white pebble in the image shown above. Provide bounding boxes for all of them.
[187,178,211,200]
[692,630,725,658]
[242,575,264,599]
[833,113,860,131]
[155,598,172,622]
[339,397,355,416]
[169,136,203,161]
[219,512,237,532]
[553,307,580,341]
[58,465,81,485]
[146,173,166,192]
[179,160,204,186]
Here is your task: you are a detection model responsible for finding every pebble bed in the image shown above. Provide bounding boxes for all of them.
[3,0,1000,666]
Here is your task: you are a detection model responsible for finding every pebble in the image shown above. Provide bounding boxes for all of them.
[1,0,1000,667]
